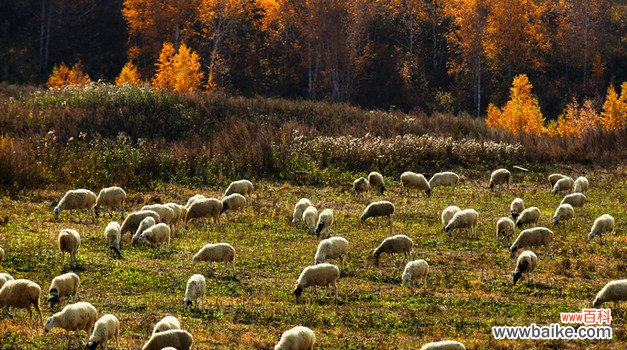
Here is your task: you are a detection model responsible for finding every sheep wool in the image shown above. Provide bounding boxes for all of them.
[510,227,554,258]
[445,209,479,235]
[560,193,586,210]
[441,205,461,227]
[224,179,254,200]
[274,326,316,350]
[185,198,223,227]
[419,340,466,350]
[104,221,122,258]
[44,301,98,339]
[133,216,156,244]
[593,279,627,309]
[516,207,541,229]
[573,176,589,193]
[548,173,567,187]
[428,172,460,192]
[58,228,81,269]
[87,314,120,350]
[138,223,171,250]
[512,250,537,284]
[353,177,370,196]
[400,172,431,196]
[367,172,385,195]
[141,329,193,350]
[141,204,175,225]
[402,259,429,288]
[510,198,524,220]
[185,194,207,208]
[94,186,126,219]
[489,168,511,191]
[294,263,340,302]
[220,193,247,214]
[302,206,319,234]
[192,243,236,275]
[48,272,80,306]
[0,279,42,326]
[587,214,615,242]
[360,201,395,224]
[120,210,161,236]
[315,209,334,237]
[552,177,574,194]
[552,204,574,226]
[153,315,181,335]
[314,237,349,266]
[496,217,516,244]
[54,189,97,222]
[373,234,413,266]
[0,273,13,289]
[184,274,206,309]
[292,198,312,225]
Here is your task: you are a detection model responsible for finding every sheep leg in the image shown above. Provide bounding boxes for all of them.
[332,281,338,300]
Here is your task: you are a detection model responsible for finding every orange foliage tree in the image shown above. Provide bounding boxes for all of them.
[115,61,143,85]
[486,74,545,135]
[548,98,601,137]
[600,82,627,130]
[152,42,204,92]
[47,63,91,88]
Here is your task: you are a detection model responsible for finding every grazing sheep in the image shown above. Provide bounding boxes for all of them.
[103,221,122,258]
[573,176,589,193]
[315,209,334,237]
[94,187,126,219]
[510,198,524,220]
[185,194,207,208]
[58,229,81,269]
[400,172,431,196]
[152,315,181,335]
[141,329,193,350]
[0,279,42,326]
[419,340,466,350]
[292,198,312,225]
[552,177,574,194]
[548,173,567,187]
[87,314,119,350]
[560,193,586,211]
[496,217,516,245]
[360,201,395,225]
[444,209,479,236]
[552,204,574,226]
[224,179,254,200]
[402,259,429,289]
[510,227,554,258]
[48,272,80,307]
[133,216,156,244]
[0,273,13,289]
[44,301,97,341]
[54,189,97,222]
[489,168,511,191]
[274,326,315,350]
[587,214,615,243]
[441,205,461,228]
[373,235,413,266]
[428,172,460,192]
[352,177,370,197]
[120,210,161,236]
[516,207,541,229]
[512,250,537,285]
[367,172,385,195]
[220,193,247,214]
[185,198,223,227]
[184,274,206,309]
[302,206,319,234]
[192,243,236,275]
[294,263,340,303]
[141,204,175,225]
[592,279,627,309]
[314,237,348,266]
[164,202,186,228]
[136,223,171,251]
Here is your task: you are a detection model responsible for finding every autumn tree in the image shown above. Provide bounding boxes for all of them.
[152,42,204,92]
[549,98,601,137]
[47,62,91,88]
[600,82,627,130]
[115,61,143,85]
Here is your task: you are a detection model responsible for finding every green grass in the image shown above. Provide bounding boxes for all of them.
[0,170,625,349]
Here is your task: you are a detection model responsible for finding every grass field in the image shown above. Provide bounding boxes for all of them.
[0,169,625,349]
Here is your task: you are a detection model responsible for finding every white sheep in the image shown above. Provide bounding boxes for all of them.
[94,187,126,219]
[314,237,348,267]
[402,259,429,289]
[274,326,315,350]
[192,243,236,275]
[573,176,589,193]
[444,209,479,236]
[592,279,627,309]
[441,205,461,228]
[220,193,247,215]
[141,329,193,350]
[185,198,223,227]
[0,273,13,289]
[164,202,186,228]
[552,204,574,226]
[367,171,385,195]
[302,206,319,234]
[496,217,516,245]
[184,274,206,309]
[489,168,510,191]
[137,223,171,251]
[373,234,413,266]
[185,194,207,208]
[292,198,312,225]
[419,340,466,350]
[152,315,181,335]
[516,207,540,229]
[560,193,586,211]
[58,228,81,269]
[315,209,334,237]
[224,179,254,200]
[54,189,97,222]
[120,210,161,236]
[428,172,460,192]
[587,214,615,243]
[360,201,395,225]
[552,177,574,194]
[141,204,175,225]
[510,227,554,258]
[294,263,340,303]
[0,279,42,326]
[510,198,524,220]
[87,313,120,350]
[512,250,537,285]
[44,301,98,342]
[400,172,431,196]
[548,173,567,187]
[103,221,122,258]
[352,177,370,197]
[133,216,156,243]
[48,272,80,307]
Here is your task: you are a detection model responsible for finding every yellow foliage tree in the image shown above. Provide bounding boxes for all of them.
[115,61,143,85]
[600,82,627,130]
[152,42,204,92]
[47,63,91,88]
[552,98,601,137]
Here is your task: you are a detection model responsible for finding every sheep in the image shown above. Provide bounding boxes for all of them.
[552,203,574,226]
[573,176,589,193]
[444,209,479,236]
[402,259,429,289]
[548,173,567,187]
[141,329,193,350]
[293,263,340,303]
[54,189,97,222]
[419,340,466,350]
[587,214,615,243]
[183,274,206,309]
[94,187,126,219]
[192,243,236,275]
[314,237,348,267]
[87,314,120,350]
[510,198,524,220]
[224,179,254,201]
[58,229,81,269]
[141,204,175,225]
[516,207,540,229]
[510,227,554,258]
[352,177,370,197]
[560,193,586,211]
[441,205,461,228]
[48,272,80,307]
[400,172,431,196]
[152,315,181,335]
[120,210,161,236]
[428,172,460,192]
[367,171,385,195]
[302,206,319,234]
[512,250,537,285]
[0,273,13,289]
[220,193,247,215]
[315,209,334,237]
[185,198,223,227]
[133,216,156,243]
[373,234,413,266]
[292,198,312,225]
[496,217,516,245]
[592,279,627,309]
[552,177,574,194]
[185,194,206,208]
[164,202,186,228]
[360,201,395,225]
[44,301,97,342]
[489,168,510,191]
[103,221,122,258]
[136,223,171,251]
[274,326,315,350]
[0,279,42,326]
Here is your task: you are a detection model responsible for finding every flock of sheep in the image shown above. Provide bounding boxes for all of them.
[0,169,624,350]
